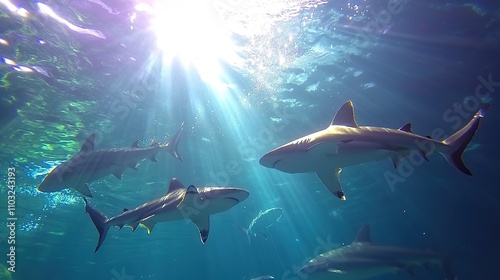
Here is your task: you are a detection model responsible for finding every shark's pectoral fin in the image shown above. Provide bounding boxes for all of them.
[191,215,210,244]
[140,219,157,234]
[390,154,402,169]
[390,148,429,168]
[177,185,204,236]
[75,183,93,197]
[316,168,346,200]
[419,149,430,161]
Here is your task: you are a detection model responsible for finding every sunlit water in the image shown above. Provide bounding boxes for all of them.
[1,0,499,279]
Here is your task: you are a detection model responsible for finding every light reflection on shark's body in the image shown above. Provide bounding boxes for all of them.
[260,101,487,199]
[38,123,184,197]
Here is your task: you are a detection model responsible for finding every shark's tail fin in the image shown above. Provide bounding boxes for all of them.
[228,220,252,246]
[441,104,488,175]
[165,122,184,161]
[83,198,110,253]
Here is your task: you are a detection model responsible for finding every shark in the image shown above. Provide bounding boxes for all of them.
[246,207,283,240]
[260,100,487,200]
[38,122,185,197]
[298,224,456,280]
[84,178,249,252]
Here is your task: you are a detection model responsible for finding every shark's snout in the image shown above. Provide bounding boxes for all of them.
[259,152,280,169]
[199,187,250,203]
[227,188,250,203]
[37,172,63,192]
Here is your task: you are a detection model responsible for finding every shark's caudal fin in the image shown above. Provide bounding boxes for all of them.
[166,122,184,161]
[83,198,110,253]
[441,105,488,175]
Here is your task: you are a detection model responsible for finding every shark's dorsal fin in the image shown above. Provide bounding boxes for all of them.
[167,178,185,194]
[398,123,413,133]
[390,154,402,169]
[123,208,129,212]
[131,140,139,148]
[353,224,371,244]
[79,134,96,154]
[331,101,358,127]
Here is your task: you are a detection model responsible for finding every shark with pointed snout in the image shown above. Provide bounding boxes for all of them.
[260,101,487,200]
[298,224,456,280]
[84,178,249,252]
[38,123,185,197]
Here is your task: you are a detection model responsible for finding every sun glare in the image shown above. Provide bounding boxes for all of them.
[133,0,327,90]
[134,0,238,89]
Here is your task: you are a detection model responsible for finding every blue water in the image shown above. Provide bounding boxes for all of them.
[1,0,499,279]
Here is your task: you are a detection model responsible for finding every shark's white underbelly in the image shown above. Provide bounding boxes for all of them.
[274,146,392,173]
